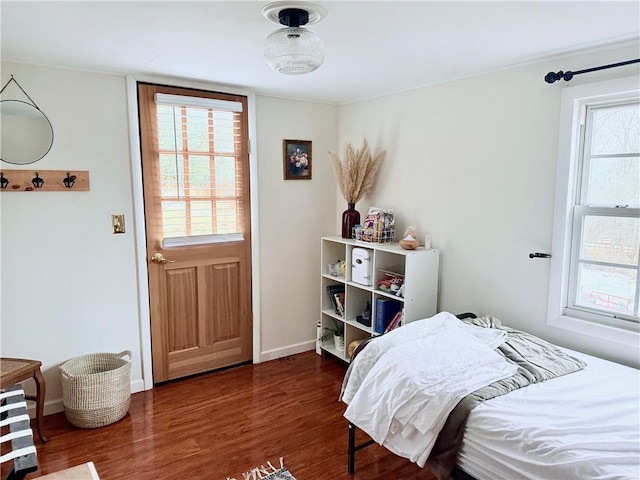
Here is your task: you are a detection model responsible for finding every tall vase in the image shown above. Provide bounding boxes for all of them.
[341,203,360,239]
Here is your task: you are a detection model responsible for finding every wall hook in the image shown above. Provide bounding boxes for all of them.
[0,169,90,193]
[63,172,76,188]
[529,252,552,259]
[31,172,44,188]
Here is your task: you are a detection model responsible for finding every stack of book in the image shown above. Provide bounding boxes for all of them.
[374,298,402,334]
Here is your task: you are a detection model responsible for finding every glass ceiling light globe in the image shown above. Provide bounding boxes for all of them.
[264,26,325,75]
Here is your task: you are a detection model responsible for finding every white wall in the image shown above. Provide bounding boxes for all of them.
[0,62,339,413]
[0,62,143,412]
[255,96,337,359]
[337,43,640,367]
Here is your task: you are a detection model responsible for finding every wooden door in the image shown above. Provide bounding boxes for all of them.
[138,83,252,383]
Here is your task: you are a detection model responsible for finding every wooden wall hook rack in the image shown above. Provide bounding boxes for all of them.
[0,169,90,192]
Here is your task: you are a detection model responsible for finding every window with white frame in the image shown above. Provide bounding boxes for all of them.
[548,76,640,339]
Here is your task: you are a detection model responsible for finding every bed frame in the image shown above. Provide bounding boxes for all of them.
[346,312,479,479]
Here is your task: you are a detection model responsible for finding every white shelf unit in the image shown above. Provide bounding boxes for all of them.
[319,236,439,361]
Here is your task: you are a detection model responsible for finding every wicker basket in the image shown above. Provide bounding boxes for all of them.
[60,350,131,429]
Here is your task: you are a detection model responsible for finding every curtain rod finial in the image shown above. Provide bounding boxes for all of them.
[544,71,562,84]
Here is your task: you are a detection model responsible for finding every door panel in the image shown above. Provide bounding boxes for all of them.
[166,267,198,351]
[203,262,241,343]
[138,83,252,383]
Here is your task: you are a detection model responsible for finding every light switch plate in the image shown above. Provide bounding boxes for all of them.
[112,214,125,234]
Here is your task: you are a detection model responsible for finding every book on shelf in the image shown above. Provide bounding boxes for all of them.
[384,309,404,333]
[334,291,345,317]
[374,298,402,334]
[326,284,345,317]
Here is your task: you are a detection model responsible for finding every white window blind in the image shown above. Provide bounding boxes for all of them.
[154,93,243,112]
[162,233,243,249]
[154,93,246,243]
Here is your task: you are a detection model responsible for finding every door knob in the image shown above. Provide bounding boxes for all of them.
[150,252,175,264]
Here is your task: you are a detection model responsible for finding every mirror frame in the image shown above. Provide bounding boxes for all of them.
[1,99,55,165]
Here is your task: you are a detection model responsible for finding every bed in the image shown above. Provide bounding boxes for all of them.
[341,311,640,480]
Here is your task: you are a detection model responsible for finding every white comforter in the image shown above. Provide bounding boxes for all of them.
[458,349,640,480]
[342,312,517,467]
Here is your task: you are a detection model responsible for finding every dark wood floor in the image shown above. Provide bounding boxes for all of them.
[26,351,436,480]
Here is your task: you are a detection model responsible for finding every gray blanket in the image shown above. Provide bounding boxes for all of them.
[426,316,587,480]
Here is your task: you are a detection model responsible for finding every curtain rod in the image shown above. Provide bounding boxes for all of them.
[544,58,640,84]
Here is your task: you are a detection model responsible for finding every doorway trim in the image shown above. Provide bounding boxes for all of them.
[124,74,261,390]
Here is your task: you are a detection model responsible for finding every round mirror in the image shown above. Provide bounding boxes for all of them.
[1,100,54,165]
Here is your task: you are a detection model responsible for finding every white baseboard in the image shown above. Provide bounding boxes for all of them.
[44,399,64,416]
[131,378,145,394]
[258,340,315,363]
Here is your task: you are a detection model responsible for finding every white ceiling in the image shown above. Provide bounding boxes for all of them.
[1,1,639,104]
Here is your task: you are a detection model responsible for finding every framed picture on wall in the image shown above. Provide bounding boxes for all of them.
[283,139,312,180]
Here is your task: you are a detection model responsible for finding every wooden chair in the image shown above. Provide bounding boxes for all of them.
[0,359,48,444]
[1,386,38,480]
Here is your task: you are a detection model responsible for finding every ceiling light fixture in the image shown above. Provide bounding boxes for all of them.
[262,1,327,75]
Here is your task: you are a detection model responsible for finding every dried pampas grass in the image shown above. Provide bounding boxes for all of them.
[329,140,386,204]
